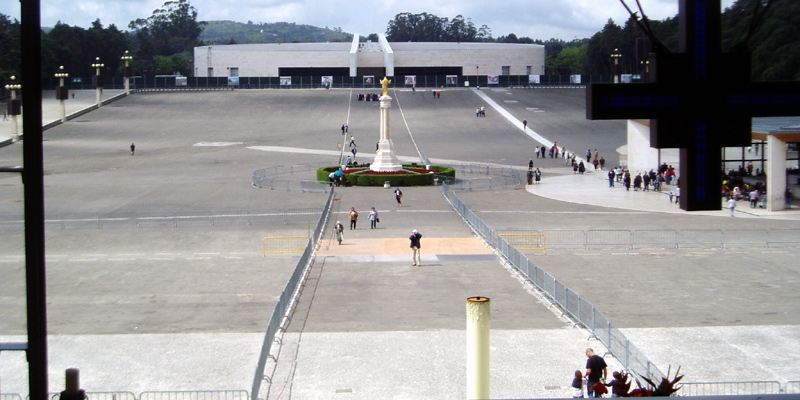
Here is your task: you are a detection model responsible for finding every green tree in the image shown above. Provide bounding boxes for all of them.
[0,14,20,83]
[129,0,204,75]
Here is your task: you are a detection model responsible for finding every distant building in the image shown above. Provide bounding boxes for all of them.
[193,33,544,85]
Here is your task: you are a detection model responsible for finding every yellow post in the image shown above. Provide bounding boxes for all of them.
[466,296,490,399]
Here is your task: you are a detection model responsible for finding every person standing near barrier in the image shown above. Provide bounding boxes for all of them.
[409,229,422,266]
[584,348,607,398]
[349,207,359,229]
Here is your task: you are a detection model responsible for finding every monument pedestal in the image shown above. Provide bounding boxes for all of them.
[370,95,403,172]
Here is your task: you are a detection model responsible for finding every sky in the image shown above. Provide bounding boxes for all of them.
[2,0,737,41]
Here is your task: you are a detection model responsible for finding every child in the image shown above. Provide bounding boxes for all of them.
[571,370,584,398]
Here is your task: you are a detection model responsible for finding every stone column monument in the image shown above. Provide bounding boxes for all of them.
[370,77,403,172]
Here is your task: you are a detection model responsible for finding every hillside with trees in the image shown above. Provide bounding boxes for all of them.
[200,20,352,44]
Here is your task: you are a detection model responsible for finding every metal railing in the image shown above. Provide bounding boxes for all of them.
[441,164,523,192]
[140,390,248,400]
[2,395,23,400]
[250,186,335,400]
[786,381,800,394]
[495,228,800,251]
[680,381,783,396]
[252,165,330,193]
[443,183,665,382]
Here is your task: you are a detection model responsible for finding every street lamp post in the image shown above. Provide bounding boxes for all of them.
[91,57,104,105]
[54,66,69,122]
[476,65,479,88]
[610,48,622,84]
[121,50,133,95]
[640,59,651,82]
[4,75,22,140]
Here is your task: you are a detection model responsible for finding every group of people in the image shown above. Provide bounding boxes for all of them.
[431,90,442,99]
[357,93,380,102]
[607,168,664,192]
[571,348,628,398]
[527,160,542,184]
[475,106,486,117]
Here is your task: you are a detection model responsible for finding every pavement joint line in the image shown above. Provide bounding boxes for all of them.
[146,257,174,261]
[391,88,423,162]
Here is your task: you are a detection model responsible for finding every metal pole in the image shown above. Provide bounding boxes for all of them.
[466,296,490,400]
[21,0,49,398]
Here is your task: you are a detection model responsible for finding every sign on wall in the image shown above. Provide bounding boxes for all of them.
[528,75,541,84]
[569,74,582,84]
[280,76,292,86]
[404,76,416,86]
[363,76,375,86]
[175,76,187,87]
[321,76,333,87]
[446,75,458,86]
[487,75,500,85]
[228,76,239,86]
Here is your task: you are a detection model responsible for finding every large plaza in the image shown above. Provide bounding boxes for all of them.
[0,87,798,398]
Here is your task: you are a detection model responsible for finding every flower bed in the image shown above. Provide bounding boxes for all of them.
[316,163,454,186]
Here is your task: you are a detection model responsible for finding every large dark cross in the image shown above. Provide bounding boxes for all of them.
[587,0,800,211]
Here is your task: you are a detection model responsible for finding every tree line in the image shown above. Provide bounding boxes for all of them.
[0,0,203,89]
[0,0,796,90]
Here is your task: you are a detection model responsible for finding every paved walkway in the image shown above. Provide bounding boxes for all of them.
[525,166,800,220]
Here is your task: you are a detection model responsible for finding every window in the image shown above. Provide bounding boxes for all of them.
[207,67,214,77]
[229,67,239,77]
[501,66,511,75]
[526,66,532,75]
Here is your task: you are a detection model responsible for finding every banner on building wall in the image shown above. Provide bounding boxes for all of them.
[446,75,458,86]
[487,75,500,85]
[621,74,633,83]
[528,75,540,84]
[280,76,292,86]
[228,76,239,86]
[175,76,187,87]
[321,76,333,86]
[404,75,416,86]
[363,75,375,86]
[570,74,582,84]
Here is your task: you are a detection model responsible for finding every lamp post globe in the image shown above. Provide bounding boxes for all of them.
[4,75,22,139]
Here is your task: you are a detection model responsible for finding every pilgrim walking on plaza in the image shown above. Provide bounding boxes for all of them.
[409,229,422,266]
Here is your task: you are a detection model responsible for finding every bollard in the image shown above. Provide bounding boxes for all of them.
[60,368,85,400]
[466,296,490,400]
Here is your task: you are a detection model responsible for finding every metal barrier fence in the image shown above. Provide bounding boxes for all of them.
[251,186,335,400]
[2,395,23,400]
[0,209,321,232]
[787,381,800,394]
[680,381,783,396]
[252,165,330,193]
[496,228,800,251]
[443,183,665,382]
[140,390,248,400]
[441,164,523,192]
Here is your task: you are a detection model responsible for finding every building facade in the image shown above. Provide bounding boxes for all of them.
[193,34,545,82]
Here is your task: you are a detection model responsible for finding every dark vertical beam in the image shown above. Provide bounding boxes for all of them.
[20,0,49,399]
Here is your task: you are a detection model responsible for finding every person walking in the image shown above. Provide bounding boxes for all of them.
[727,196,736,217]
[523,119,528,130]
[394,187,403,207]
[130,142,136,156]
[409,229,422,266]
[341,124,346,135]
[334,221,344,245]
[608,169,615,187]
[534,146,540,158]
[584,348,607,398]
[534,168,541,184]
[571,370,585,398]
[368,207,379,229]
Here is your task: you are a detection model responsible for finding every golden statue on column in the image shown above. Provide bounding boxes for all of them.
[370,77,402,172]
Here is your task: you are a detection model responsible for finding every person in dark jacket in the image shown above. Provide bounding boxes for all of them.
[409,229,422,266]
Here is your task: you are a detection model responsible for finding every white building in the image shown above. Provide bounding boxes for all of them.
[193,33,544,83]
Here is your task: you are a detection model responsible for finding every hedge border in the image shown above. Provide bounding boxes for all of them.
[316,163,455,186]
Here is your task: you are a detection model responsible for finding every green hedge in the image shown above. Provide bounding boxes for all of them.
[316,164,454,186]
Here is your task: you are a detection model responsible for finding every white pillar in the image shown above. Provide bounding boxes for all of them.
[9,91,18,140]
[124,76,130,95]
[59,78,66,122]
[766,135,787,211]
[370,95,402,172]
[466,296,490,400]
